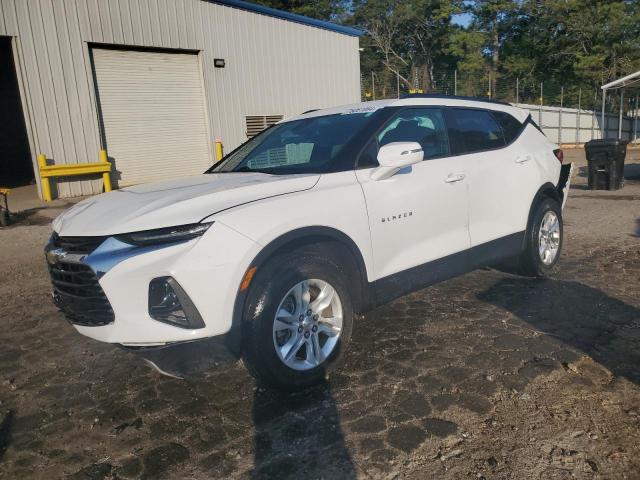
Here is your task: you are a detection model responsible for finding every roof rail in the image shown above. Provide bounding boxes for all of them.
[400,93,512,106]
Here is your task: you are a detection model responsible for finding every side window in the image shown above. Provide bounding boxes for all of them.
[358,108,449,167]
[493,111,525,144]
[448,109,505,155]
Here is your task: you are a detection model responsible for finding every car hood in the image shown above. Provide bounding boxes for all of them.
[52,173,320,237]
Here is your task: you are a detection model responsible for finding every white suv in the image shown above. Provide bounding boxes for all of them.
[46,96,571,389]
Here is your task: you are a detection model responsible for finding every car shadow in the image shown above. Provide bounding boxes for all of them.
[0,410,13,462]
[477,277,640,386]
[569,183,592,191]
[624,162,640,180]
[251,379,356,479]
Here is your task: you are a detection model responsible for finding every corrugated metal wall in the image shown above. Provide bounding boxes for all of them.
[516,103,639,145]
[0,0,361,197]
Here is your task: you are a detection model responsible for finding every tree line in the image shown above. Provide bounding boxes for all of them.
[255,1,640,108]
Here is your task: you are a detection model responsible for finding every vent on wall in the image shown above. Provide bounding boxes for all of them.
[245,115,284,138]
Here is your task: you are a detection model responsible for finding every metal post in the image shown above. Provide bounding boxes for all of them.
[37,154,52,202]
[591,89,596,141]
[516,77,519,104]
[601,89,606,139]
[214,139,224,161]
[99,149,112,192]
[558,86,563,145]
[539,82,543,126]
[576,88,581,145]
[488,73,491,98]
[454,70,458,96]
[397,72,400,99]
[371,71,375,101]
[634,93,639,144]
[618,89,624,139]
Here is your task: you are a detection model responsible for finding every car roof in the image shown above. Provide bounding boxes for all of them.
[286,96,529,123]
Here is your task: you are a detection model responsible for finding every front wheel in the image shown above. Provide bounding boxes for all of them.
[519,197,563,277]
[241,252,353,390]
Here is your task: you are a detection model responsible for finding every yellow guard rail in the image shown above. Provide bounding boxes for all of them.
[38,150,112,202]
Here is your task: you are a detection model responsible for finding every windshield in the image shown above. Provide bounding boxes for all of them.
[209,112,377,174]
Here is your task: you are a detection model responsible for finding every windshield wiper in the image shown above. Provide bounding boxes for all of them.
[207,166,271,174]
[234,166,275,174]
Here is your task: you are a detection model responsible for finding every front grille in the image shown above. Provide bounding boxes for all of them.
[52,233,107,255]
[49,261,114,326]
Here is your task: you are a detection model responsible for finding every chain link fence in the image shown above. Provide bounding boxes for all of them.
[361,70,640,145]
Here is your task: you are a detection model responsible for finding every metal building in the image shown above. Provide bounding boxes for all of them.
[0,0,362,198]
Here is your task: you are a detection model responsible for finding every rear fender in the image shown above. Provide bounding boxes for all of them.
[557,163,573,209]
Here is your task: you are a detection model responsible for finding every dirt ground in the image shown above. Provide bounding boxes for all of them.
[0,149,639,480]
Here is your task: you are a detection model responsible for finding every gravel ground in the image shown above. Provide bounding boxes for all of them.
[0,149,638,479]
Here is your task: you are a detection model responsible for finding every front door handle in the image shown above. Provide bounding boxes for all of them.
[444,173,466,183]
[515,154,532,164]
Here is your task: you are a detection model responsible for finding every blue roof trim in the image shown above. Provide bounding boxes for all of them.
[213,0,363,37]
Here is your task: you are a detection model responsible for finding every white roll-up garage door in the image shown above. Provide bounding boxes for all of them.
[92,48,211,186]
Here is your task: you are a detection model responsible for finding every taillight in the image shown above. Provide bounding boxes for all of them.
[553,149,564,163]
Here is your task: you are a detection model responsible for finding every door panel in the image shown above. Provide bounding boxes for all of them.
[92,48,211,187]
[447,108,539,246]
[465,142,538,245]
[356,107,470,281]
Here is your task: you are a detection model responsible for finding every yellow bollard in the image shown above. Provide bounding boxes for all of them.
[215,139,224,161]
[38,154,52,202]
[99,149,112,192]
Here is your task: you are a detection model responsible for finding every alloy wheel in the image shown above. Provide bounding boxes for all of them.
[538,210,561,265]
[272,279,343,371]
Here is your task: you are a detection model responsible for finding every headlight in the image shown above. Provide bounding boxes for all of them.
[116,222,213,246]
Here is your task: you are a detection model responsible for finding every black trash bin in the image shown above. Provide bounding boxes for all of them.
[584,138,627,190]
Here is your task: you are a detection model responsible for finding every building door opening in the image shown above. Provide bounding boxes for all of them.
[0,37,33,188]
[91,47,211,187]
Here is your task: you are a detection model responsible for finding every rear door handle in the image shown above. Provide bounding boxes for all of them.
[444,173,466,183]
[515,154,532,164]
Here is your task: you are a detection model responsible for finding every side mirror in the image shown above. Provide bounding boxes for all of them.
[370,142,423,181]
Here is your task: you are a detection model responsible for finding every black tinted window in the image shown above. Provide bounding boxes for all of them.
[449,109,505,154]
[493,111,524,143]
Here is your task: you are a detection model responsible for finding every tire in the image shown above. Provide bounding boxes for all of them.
[519,197,563,277]
[241,249,354,390]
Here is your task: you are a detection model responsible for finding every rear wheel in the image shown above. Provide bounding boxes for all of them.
[241,251,353,390]
[519,197,563,276]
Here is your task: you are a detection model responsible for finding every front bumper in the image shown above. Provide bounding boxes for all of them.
[120,333,240,378]
[47,222,259,345]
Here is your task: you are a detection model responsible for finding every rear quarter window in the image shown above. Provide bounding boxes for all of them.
[448,109,505,155]
[492,111,526,144]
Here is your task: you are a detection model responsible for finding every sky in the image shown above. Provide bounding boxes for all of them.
[451,12,473,28]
